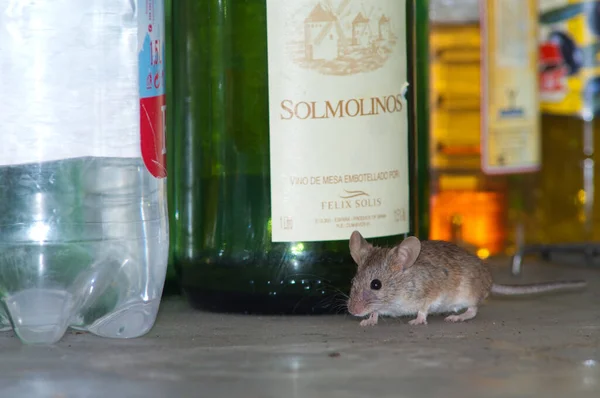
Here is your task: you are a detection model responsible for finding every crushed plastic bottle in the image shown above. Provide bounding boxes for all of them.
[0,0,169,344]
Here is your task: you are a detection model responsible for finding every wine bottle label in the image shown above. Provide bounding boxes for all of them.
[480,0,541,174]
[266,0,410,242]
[0,0,167,179]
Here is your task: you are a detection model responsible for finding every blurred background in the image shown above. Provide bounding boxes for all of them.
[427,0,600,272]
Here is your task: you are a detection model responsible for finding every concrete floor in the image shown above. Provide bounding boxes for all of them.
[1,256,599,398]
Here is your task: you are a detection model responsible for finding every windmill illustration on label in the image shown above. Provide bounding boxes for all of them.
[287,0,400,76]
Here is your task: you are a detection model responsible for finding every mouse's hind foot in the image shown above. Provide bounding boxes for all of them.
[408,310,428,325]
[444,306,478,323]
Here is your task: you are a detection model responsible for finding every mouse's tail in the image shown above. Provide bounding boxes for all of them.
[490,280,587,295]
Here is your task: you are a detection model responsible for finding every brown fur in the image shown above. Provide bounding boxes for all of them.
[346,231,586,326]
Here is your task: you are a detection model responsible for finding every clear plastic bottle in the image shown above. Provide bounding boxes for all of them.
[0,0,169,344]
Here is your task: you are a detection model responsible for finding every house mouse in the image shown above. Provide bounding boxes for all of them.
[346,230,587,326]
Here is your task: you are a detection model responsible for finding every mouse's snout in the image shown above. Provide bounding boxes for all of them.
[347,300,362,316]
[347,294,368,316]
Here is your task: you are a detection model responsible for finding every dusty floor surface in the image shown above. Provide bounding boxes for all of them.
[0,255,599,398]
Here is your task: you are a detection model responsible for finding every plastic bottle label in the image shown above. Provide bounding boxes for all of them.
[0,0,166,178]
[266,0,410,242]
[139,0,167,178]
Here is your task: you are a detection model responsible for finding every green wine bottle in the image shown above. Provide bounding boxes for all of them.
[171,0,429,314]
[163,0,180,296]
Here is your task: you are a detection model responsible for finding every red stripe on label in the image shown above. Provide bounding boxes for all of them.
[140,94,167,178]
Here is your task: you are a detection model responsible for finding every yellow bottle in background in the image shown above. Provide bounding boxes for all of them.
[428,0,540,259]
[534,0,600,246]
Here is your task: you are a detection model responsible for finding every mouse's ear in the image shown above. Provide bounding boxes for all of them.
[387,236,421,272]
[349,230,373,267]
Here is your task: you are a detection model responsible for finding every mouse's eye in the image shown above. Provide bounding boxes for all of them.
[370,279,382,290]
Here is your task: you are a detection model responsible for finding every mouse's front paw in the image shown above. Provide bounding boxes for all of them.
[359,312,378,326]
